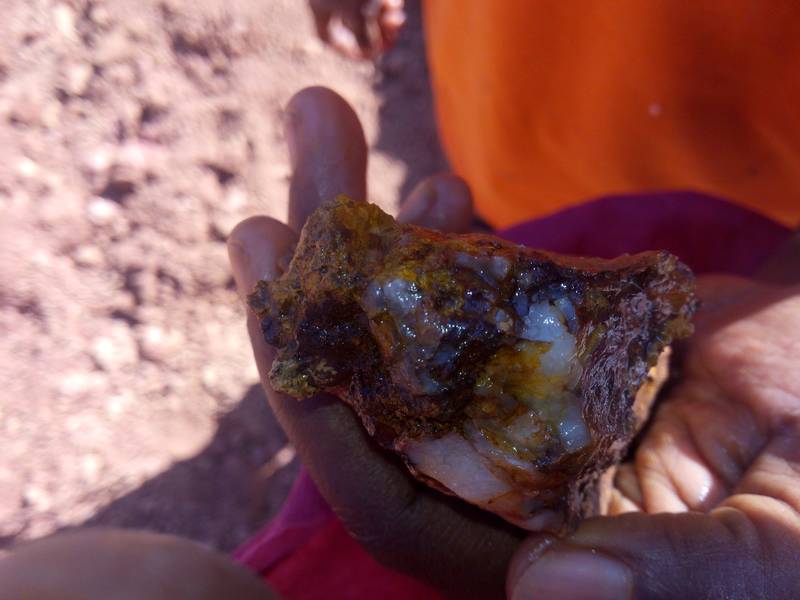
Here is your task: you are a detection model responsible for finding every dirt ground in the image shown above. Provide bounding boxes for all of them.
[0,0,444,550]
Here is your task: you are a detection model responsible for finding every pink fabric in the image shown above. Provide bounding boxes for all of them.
[233,471,333,573]
[234,192,792,598]
[264,518,443,599]
[500,191,791,275]
[233,471,443,599]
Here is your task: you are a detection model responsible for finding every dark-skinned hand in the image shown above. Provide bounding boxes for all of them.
[308,0,405,59]
[228,86,520,600]
[229,86,800,599]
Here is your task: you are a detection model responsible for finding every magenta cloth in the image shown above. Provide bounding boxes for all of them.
[233,470,333,572]
[234,191,792,597]
[500,191,791,275]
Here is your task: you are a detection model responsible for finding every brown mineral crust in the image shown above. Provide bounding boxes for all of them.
[249,196,697,524]
[566,348,672,523]
[251,197,692,432]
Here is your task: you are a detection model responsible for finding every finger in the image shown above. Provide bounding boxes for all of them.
[341,3,374,56]
[732,428,800,513]
[328,17,368,58]
[309,0,333,43]
[378,0,406,50]
[622,382,765,517]
[228,215,298,397]
[633,404,732,513]
[228,216,296,297]
[0,529,274,600]
[608,464,643,515]
[508,504,800,600]
[397,173,474,232]
[285,86,367,231]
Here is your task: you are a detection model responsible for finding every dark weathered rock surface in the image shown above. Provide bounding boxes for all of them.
[251,196,697,529]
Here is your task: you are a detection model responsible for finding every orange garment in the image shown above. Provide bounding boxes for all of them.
[423,1,800,228]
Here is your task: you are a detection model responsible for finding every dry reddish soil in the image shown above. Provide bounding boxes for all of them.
[0,0,443,550]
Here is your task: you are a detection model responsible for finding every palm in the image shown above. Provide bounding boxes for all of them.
[609,276,800,518]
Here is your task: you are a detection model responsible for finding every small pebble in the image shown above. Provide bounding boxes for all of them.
[53,3,77,42]
[73,245,104,268]
[87,197,120,225]
[65,62,93,96]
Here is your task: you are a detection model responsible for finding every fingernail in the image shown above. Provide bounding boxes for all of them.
[511,548,632,600]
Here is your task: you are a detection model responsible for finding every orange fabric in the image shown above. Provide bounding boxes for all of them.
[423,1,800,228]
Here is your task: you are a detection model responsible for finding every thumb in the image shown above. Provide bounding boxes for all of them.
[507,509,783,600]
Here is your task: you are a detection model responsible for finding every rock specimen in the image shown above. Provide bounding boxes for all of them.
[250,196,697,530]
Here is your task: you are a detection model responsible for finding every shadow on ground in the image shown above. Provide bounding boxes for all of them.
[58,1,440,552]
[73,384,298,552]
[373,0,447,201]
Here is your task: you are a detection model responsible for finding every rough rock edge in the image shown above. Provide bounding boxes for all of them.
[250,197,696,530]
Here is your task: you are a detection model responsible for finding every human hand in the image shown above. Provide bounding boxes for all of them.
[227,86,519,599]
[308,0,405,59]
[0,529,274,600]
[508,274,800,599]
